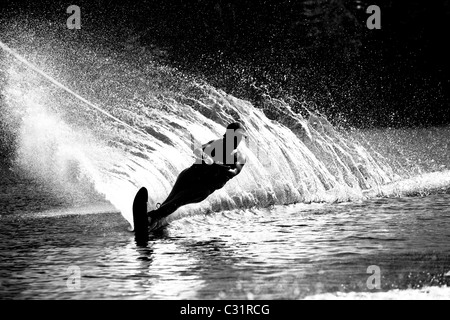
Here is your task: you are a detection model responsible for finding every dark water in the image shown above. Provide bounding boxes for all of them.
[1,168,449,299]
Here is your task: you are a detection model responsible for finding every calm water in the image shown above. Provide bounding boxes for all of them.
[1,166,449,300]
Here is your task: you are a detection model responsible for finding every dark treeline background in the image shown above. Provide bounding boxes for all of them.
[2,0,450,128]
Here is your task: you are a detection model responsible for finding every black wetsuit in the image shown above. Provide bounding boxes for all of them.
[148,139,245,222]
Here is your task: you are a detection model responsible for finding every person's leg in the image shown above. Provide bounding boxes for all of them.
[149,188,213,220]
[148,163,214,219]
[159,165,200,207]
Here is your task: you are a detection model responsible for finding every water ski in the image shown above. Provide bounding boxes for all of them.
[132,187,149,239]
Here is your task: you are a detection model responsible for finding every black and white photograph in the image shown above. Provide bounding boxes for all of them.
[1,0,449,304]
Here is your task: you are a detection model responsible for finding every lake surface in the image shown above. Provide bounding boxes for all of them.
[1,167,449,300]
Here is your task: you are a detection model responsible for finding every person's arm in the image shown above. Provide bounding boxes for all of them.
[225,151,246,177]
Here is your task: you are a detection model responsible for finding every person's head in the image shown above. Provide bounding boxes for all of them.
[224,122,247,149]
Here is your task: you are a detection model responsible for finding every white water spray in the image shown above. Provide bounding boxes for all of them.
[0,40,151,139]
